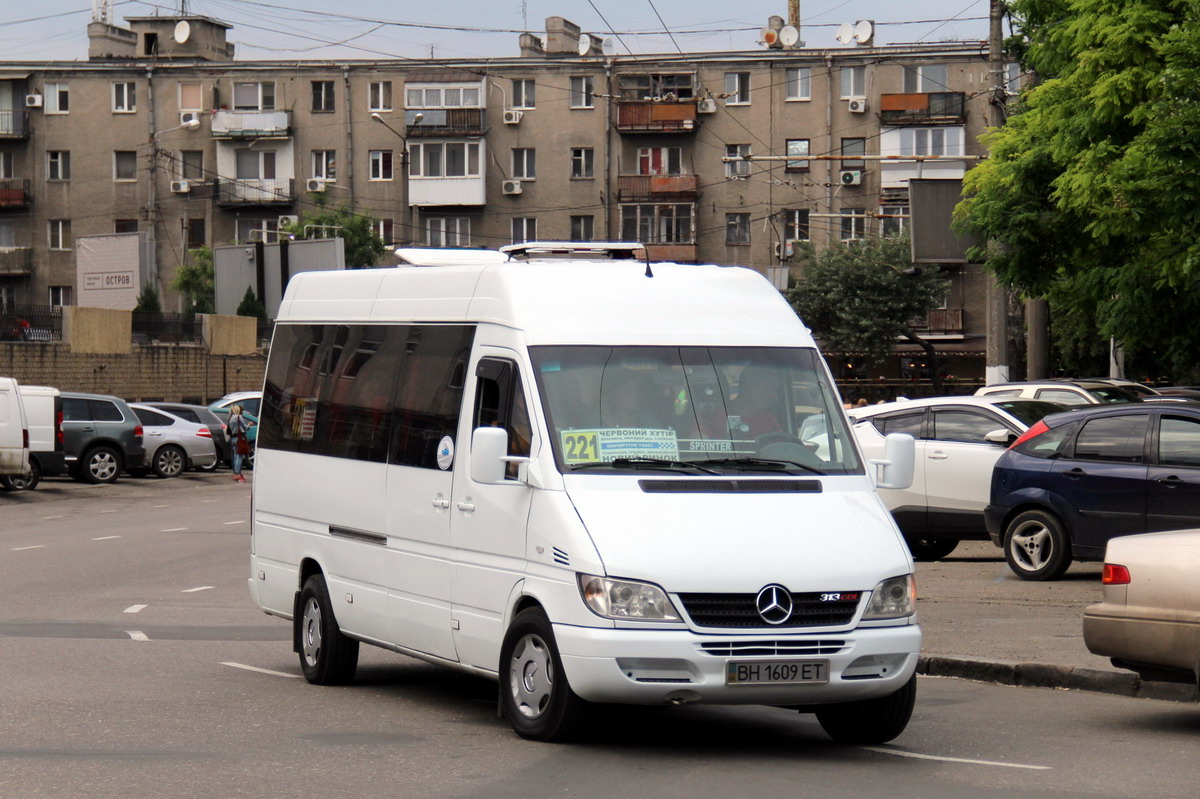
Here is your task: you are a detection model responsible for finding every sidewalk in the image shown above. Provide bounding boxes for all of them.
[914,541,1197,702]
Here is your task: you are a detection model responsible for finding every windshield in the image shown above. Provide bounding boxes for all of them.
[530,346,861,475]
[994,400,1067,427]
[1089,386,1142,404]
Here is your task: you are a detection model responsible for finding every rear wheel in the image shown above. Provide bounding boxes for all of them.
[152,445,186,478]
[80,446,122,484]
[2,458,39,490]
[815,674,917,744]
[1003,509,1071,581]
[500,607,590,742]
[905,537,959,561]
[297,574,359,685]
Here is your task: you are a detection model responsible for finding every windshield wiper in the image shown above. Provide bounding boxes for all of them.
[692,457,826,476]
[571,457,720,475]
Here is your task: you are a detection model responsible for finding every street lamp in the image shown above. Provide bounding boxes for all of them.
[148,115,202,297]
[371,111,422,246]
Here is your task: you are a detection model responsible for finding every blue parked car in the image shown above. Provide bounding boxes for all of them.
[209,391,261,465]
[986,403,1200,580]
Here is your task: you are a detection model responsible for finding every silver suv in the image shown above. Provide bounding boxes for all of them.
[60,392,146,483]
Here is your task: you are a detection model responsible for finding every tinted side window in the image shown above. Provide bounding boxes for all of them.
[171,409,202,424]
[89,399,124,422]
[931,409,1006,443]
[474,358,532,479]
[390,325,473,468]
[1072,415,1148,463]
[134,408,174,426]
[873,411,924,438]
[1158,416,1200,467]
[1013,421,1078,458]
[242,397,261,416]
[63,397,91,421]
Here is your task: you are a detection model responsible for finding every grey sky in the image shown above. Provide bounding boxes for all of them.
[4,1,990,62]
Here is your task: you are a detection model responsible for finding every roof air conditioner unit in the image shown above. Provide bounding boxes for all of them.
[696,98,717,114]
[501,179,523,195]
[278,215,299,228]
[306,178,328,192]
[25,94,43,108]
[170,180,191,194]
[180,111,200,126]
[847,97,868,114]
[502,109,523,125]
[840,170,863,186]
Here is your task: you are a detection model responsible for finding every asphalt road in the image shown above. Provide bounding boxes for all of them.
[3,475,1200,798]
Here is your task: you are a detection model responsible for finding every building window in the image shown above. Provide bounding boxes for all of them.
[638,146,681,176]
[233,82,275,111]
[620,204,693,243]
[725,144,751,177]
[236,218,279,244]
[783,209,810,242]
[369,150,394,181]
[408,142,481,178]
[45,83,69,114]
[512,78,535,109]
[570,147,594,179]
[785,139,810,171]
[618,73,695,100]
[900,127,963,157]
[841,137,866,169]
[0,285,14,307]
[881,205,908,237]
[1004,62,1023,93]
[725,213,750,245]
[405,83,482,109]
[369,81,392,111]
[427,216,471,247]
[312,150,336,180]
[373,218,394,245]
[840,208,866,240]
[48,220,72,250]
[570,76,594,108]
[47,151,70,181]
[0,152,11,179]
[178,81,202,112]
[785,67,811,101]
[724,72,750,105]
[511,217,537,244]
[311,81,335,113]
[183,218,206,249]
[570,215,594,241]
[180,150,204,181]
[114,219,138,233]
[512,148,536,180]
[903,63,948,93]
[48,286,73,306]
[113,151,138,182]
[113,82,136,113]
[840,65,865,98]
[236,149,276,180]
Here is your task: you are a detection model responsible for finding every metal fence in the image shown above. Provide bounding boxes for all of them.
[132,311,203,345]
[0,304,63,342]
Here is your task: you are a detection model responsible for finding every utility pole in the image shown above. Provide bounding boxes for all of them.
[985,0,1010,385]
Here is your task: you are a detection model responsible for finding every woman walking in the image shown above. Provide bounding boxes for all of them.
[228,404,255,483]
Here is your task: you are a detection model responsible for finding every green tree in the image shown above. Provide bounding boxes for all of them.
[134,284,162,313]
[956,0,1200,382]
[237,286,267,321]
[281,202,387,268]
[171,247,215,313]
[785,236,949,390]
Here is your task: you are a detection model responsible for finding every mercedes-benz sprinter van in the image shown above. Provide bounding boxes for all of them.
[249,258,918,743]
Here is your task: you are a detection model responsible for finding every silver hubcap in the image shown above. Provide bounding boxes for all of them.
[91,452,118,481]
[158,449,183,477]
[1010,520,1053,571]
[303,597,323,667]
[509,633,554,720]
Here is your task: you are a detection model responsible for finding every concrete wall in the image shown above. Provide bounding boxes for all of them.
[64,306,133,354]
[202,313,259,356]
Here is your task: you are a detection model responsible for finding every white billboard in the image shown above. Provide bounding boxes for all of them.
[76,233,148,309]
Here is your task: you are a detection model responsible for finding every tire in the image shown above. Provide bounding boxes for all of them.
[1003,509,1071,581]
[152,445,187,478]
[80,445,122,484]
[500,607,590,742]
[196,455,220,472]
[815,674,917,745]
[905,537,959,561]
[297,574,359,685]
[3,458,42,491]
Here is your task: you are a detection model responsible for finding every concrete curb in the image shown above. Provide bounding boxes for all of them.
[917,654,1199,703]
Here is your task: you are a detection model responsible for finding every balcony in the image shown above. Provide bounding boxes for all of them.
[0,179,31,209]
[211,110,292,139]
[405,108,485,138]
[616,101,699,134]
[0,108,30,139]
[617,174,699,201]
[215,178,295,206]
[879,92,966,126]
[0,246,33,276]
[910,308,964,334]
[644,243,697,263]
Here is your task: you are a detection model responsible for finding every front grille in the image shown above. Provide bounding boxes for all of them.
[700,639,847,657]
[678,591,860,628]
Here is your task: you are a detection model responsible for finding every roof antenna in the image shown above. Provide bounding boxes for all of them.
[645,262,654,278]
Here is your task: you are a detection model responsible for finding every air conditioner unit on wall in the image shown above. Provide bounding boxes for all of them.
[180,111,200,125]
[501,179,523,195]
[696,98,717,114]
[840,170,863,186]
[306,178,328,192]
[170,180,191,194]
[847,97,867,114]
[25,94,43,108]
[502,109,523,125]
[278,215,299,228]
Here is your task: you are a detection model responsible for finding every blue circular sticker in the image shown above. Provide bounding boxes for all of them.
[436,436,454,470]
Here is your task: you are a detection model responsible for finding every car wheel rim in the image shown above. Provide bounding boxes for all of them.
[1010,521,1052,571]
[302,597,322,667]
[159,450,183,477]
[509,633,554,720]
[92,453,117,481]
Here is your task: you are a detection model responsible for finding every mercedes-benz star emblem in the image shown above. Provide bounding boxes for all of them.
[755,584,793,625]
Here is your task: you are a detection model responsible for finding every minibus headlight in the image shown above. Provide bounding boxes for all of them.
[862,574,916,620]
[578,574,681,621]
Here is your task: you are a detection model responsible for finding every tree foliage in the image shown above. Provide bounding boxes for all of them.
[956,0,1200,381]
[237,286,267,321]
[171,247,215,314]
[281,202,388,268]
[134,284,161,313]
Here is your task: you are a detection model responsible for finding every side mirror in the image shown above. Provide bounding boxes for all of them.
[470,426,530,485]
[985,428,1014,446]
[871,432,915,490]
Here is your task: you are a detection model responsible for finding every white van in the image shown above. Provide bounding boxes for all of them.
[0,377,31,485]
[2,385,64,490]
[249,259,918,743]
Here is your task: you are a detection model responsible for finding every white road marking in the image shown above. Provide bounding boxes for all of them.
[42,514,65,520]
[153,504,171,509]
[126,631,149,641]
[222,520,245,526]
[124,604,147,614]
[181,586,214,593]
[220,662,301,679]
[92,535,121,541]
[864,747,1051,770]
[12,545,44,551]
[161,527,187,532]
[201,498,219,503]
[100,509,117,514]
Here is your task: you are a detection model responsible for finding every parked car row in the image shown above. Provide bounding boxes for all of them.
[0,377,261,490]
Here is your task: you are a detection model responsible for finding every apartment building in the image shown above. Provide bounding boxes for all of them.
[0,13,995,386]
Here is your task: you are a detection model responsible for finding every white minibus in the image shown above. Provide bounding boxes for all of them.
[249,258,918,742]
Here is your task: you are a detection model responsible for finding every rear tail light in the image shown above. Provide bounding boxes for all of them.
[1102,563,1131,585]
[197,428,212,438]
[134,424,144,439]
[55,409,64,449]
[1009,419,1050,449]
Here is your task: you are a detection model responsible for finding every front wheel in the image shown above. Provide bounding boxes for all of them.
[905,537,959,561]
[500,608,590,742]
[297,574,359,685]
[1003,509,1071,581]
[815,674,917,744]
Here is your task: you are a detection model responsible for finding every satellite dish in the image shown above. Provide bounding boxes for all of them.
[578,33,592,56]
[854,19,875,44]
[600,37,616,56]
[835,23,854,45]
[780,25,799,47]
[173,20,191,44]
[761,27,779,46]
